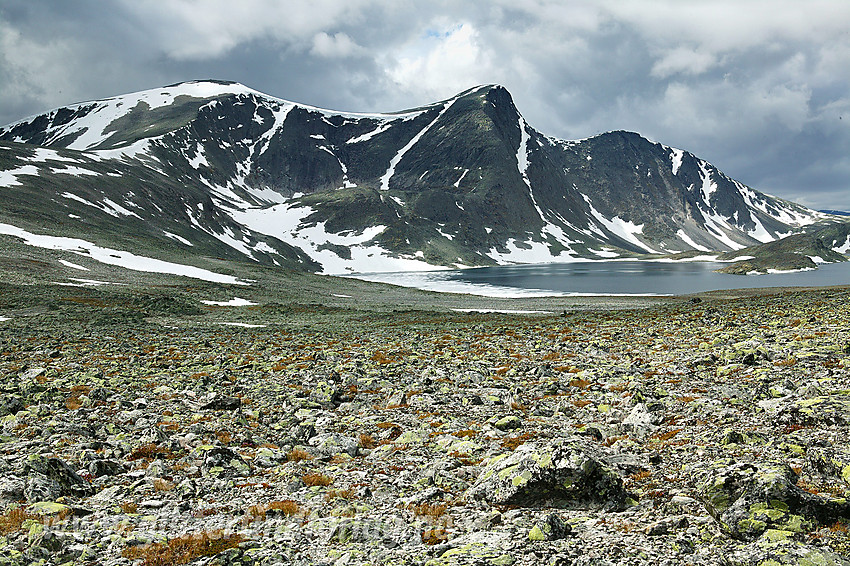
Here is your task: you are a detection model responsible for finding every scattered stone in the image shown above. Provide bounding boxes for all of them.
[620,403,657,437]
[0,394,24,416]
[88,458,123,477]
[199,392,241,411]
[308,432,359,459]
[201,447,250,478]
[385,391,407,408]
[529,513,572,540]
[644,516,687,536]
[2,287,850,564]
[776,393,850,426]
[493,415,522,431]
[23,454,91,498]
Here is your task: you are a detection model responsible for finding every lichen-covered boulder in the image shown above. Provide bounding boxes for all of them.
[23,455,91,500]
[725,537,850,566]
[697,459,850,541]
[424,531,515,566]
[0,394,24,417]
[465,438,628,511]
[201,446,251,478]
[308,432,359,459]
[775,393,850,427]
[806,446,850,486]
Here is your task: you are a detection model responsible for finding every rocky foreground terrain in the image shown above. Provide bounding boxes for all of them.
[1,281,850,565]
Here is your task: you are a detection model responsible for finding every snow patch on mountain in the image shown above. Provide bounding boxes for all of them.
[698,161,717,203]
[346,122,393,144]
[89,139,154,161]
[380,95,461,191]
[585,198,658,254]
[745,215,774,243]
[229,202,433,274]
[701,210,746,250]
[0,222,247,284]
[487,238,576,265]
[516,116,547,223]
[31,148,79,163]
[835,235,850,255]
[163,231,193,246]
[50,165,99,177]
[188,143,209,169]
[0,165,39,187]
[669,147,684,175]
[58,259,90,271]
[60,192,141,219]
[676,230,711,252]
[201,297,257,306]
[253,102,293,158]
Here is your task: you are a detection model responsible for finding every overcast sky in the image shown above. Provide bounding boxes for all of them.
[2,0,848,209]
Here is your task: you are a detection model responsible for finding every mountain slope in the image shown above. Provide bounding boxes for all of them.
[0,80,837,275]
[716,223,850,274]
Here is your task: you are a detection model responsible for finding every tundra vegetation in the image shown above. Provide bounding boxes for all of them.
[0,280,849,565]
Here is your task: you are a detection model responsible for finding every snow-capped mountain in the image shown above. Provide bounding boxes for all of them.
[0,80,838,274]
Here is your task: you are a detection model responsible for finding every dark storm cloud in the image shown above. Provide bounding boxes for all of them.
[1,0,848,209]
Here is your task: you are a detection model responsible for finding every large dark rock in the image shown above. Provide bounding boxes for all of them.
[201,446,251,478]
[697,459,850,541]
[465,437,629,511]
[0,395,24,416]
[23,454,91,499]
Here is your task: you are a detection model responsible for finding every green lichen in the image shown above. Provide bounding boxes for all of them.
[738,517,768,535]
[760,529,794,543]
[511,469,532,487]
[497,464,520,482]
[528,525,546,541]
[780,514,810,533]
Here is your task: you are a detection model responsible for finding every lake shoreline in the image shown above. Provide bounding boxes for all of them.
[346,259,850,299]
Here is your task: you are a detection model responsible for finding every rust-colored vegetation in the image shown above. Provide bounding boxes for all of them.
[302,473,333,487]
[121,530,246,566]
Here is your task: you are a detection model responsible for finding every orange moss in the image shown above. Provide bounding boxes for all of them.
[128,443,175,462]
[325,488,356,502]
[302,473,333,487]
[285,448,312,462]
[421,528,449,545]
[0,507,40,535]
[121,530,246,566]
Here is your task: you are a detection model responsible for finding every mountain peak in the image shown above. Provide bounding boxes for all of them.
[163,79,243,89]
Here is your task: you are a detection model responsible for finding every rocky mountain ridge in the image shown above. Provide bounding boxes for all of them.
[0,80,844,275]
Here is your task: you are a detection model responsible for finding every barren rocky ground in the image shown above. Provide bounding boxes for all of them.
[1,276,850,565]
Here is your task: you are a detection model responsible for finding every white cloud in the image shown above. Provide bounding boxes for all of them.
[116,0,373,60]
[651,47,717,78]
[601,0,850,53]
[2,0,850,209]
[0,21,83,120]
[387,23,492,101]
[311,32,363,58]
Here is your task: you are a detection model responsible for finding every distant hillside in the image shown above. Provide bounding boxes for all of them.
[717,222,850,274]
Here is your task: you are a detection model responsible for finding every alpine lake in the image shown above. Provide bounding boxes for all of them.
[352,259,850,298]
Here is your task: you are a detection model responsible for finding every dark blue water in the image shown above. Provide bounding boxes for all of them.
[441,260,850,296]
